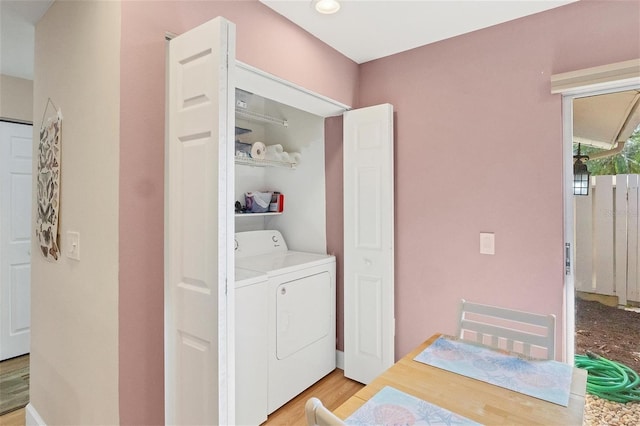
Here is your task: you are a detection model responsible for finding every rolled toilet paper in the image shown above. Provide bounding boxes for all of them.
[265,144,284,161]
[251,141,266,159]
[289,152,302,165]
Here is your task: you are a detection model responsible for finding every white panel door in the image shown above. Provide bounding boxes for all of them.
[343,104,394,384]
[166,17,235,425]
[0,121,32,361]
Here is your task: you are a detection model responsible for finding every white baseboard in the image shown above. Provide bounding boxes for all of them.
[336,350,344,370]
[25,403,46,426]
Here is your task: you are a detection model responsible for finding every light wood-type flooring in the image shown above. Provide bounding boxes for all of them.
[0,355,29,426]
[0,407,24,426]
[0,363,361,426]
[262,369,363,425]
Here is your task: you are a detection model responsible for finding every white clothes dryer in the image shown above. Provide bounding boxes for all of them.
[235,230,336,414]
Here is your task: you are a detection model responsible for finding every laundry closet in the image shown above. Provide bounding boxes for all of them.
[232,87,337,424]
[165,16,394,426]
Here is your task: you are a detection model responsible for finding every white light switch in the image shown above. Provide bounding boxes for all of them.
[480,232,495,255]
[67,231,80,260]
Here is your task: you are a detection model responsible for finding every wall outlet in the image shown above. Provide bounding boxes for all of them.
[480,232,495,255]
[67,231,80,260]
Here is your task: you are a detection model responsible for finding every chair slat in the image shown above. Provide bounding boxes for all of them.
[457,299,555,359]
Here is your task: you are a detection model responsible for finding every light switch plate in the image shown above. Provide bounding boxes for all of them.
[67,231,80,260]
[480,232,495,255]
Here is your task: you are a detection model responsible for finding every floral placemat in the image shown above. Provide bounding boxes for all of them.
[414,336,572,406]
[345,386,480,426]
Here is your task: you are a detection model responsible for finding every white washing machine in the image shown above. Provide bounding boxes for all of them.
[235,230,336,414]
[235,267,269,425]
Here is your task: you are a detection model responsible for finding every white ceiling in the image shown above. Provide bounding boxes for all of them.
[6,0,636,149]
[0,0,53,79]
[1,0,577,80]
[260,0,578,64]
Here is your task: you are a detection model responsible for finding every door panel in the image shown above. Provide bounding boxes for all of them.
[166,17,235,425]
[10,266,30,332]
[356,167,381,248]
[344,104,394,384]
[354,274,382,359]
[0,121,32,361]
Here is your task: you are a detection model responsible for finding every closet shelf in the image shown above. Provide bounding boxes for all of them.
[235,212,282,218]
[235,156,297,169]
[235,107,288,127]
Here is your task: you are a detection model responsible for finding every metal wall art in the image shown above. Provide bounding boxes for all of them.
[36,98,62,261]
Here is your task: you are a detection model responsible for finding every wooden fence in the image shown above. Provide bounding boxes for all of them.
[575,175,640,305]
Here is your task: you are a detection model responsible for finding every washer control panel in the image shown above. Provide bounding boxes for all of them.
[235,230,288,258]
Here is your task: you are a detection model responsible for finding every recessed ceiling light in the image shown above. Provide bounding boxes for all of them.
[315,0,340,14]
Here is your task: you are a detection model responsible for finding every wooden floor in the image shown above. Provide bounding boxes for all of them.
[0,408,25,426]
[0,362,360,426]
[0,355,29,426]
[262,369,363,426]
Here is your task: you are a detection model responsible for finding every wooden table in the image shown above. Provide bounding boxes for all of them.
[334,334,587,425]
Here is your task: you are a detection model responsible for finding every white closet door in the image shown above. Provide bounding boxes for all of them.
[343,104,394,384]
[0,121,32,361]
[166,17,235,425]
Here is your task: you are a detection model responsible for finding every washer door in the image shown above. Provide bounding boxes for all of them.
[276,272,331,360]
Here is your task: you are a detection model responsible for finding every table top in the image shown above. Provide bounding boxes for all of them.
[334,334,587,425]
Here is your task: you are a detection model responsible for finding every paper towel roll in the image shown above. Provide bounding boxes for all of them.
[251,142,266,159]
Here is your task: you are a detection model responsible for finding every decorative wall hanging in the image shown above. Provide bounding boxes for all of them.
[35,98,62,261]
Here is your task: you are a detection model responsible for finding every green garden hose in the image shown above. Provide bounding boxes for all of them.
[574,351,640,403]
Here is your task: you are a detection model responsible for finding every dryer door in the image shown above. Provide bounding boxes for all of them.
[276,271,331,360]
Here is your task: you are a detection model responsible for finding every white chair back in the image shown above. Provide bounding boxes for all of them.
[457,298,556,359]
[305,397,345,426]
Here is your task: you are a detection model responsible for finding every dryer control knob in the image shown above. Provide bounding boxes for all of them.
[280,287,286,295]
[272,235,279,243]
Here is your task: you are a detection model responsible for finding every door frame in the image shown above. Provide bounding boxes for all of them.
[556,60,640,363]
[164,25,352,421]
[235,61,350,116]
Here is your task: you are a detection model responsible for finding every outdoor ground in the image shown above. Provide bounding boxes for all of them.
[575,297,640,373]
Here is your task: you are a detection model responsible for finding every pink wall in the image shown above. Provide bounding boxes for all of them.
[353,0,640,360]
[325,116,345,350]
[119,0,639,423]
[119,1,357,424]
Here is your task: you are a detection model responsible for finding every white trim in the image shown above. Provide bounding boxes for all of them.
[551,59,640,95]
[558,75,640,365]
[336,350,344,370]
[0,117,32,126]
[25,403,47,426]
[163,36,172,426]
[221,20,237,425]
[562,94,575,365]
[235,61,350,117]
